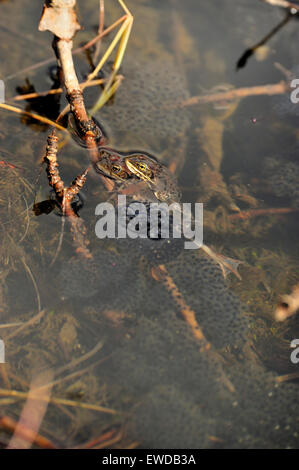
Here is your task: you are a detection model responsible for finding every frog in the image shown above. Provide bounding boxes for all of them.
[96,149,242,279]
[93,147,177,205]
[93,147,133,182]
[124,153,181,203]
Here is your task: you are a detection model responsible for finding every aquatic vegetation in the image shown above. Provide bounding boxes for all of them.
[263,156,299,207]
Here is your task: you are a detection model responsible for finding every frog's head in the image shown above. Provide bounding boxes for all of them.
[124,153,160,184]
[93,148,131,181]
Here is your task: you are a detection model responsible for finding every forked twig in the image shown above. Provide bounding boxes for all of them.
[44,129,92,259]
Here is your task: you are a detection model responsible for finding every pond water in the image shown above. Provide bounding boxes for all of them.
[0,0,298,449]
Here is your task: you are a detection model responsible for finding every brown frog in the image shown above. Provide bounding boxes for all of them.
[93,147,132,182]
[96,149,242,279]
[124,153,181,203]
[94,148,177,203]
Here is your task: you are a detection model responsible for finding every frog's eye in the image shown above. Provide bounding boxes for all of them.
[136,162,149,171]
[111,165,128,178]
[111,165,122,173]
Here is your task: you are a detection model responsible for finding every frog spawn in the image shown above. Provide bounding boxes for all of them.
[98,56,190,150]
[56,154,299,449]
[166,251,249,349]
[58,249,144,313]
[263,156,299,208]
[95,295,299,449]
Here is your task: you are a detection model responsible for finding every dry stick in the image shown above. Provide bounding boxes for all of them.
[262,0,299,9]
[178,81,288,108]
[11,78,106,101]
[39,1,101,164]
[5,14,127,82]
[93,0,105,63]
[38,1,107,259]
[82,15,127,52]
[0,103,67,131]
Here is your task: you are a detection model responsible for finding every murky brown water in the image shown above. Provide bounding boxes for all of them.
[0,0,298,449]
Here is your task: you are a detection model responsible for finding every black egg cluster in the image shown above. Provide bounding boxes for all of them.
[96,303,299,448]
[100,56,190,146]
[222,362,299,448]
[104,308,227,393]
[166,251,249,349]
[131,385,216,449]
[113,201,186,265]
[58,249,142,310]
[263,157,299,207]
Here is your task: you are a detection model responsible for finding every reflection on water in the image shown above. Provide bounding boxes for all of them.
[0,0,298,449]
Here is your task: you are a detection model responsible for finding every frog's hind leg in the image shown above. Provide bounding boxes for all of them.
[200,244,242,281]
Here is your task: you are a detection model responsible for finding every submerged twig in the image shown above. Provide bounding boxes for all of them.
[40,340,105,387]
[6,369,55,449]
[0,388,118,415]
[275,371,299,382]
[11,78,106,102]
[21,257,41,312]
[6,310,46,341]
[229,207,299,221]
[178,81,288,108]
[152,264,210,348]
[1,415,56,449]
[236,11,292,69]
[0,103,66,131]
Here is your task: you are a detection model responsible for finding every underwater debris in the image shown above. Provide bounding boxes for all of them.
[272,64,299,117]
[275,282,299,321]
